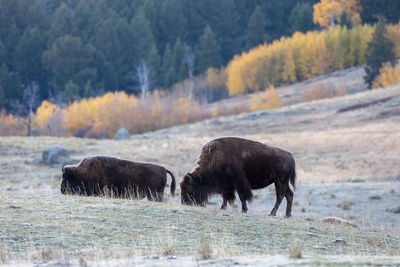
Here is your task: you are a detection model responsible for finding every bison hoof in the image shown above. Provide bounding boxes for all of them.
[284,215,292,218]
[242,209,248,213]
[269,213,276,217]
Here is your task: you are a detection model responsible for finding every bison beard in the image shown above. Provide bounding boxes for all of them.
[60,156,176,201]
[180,137,296,217]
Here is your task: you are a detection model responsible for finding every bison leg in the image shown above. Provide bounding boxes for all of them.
[284,187,294,218]
[269,184,284,216]
[155,191,164,202]
[220,197,228,210]
[220,191,235,210]
[237,181,253,213]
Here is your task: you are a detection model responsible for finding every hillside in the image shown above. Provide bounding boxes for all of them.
[0,83,399,265]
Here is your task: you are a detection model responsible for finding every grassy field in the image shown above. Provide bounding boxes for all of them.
[1,193,399,265]
[0,83,400,265]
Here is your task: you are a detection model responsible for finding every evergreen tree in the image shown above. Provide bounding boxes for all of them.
[361,0,400,24]
[161,43,172,87]
[364,21,396,88]
[197,25,222,74]
[48,3,75,42]
[131,9,155,64]
[147,43,161,88]
[159,0,187,46]
[245,6,267,50]
[73,0,94,42]
[14,27,47,85]
[0,41,5,65]
[3,21,21,64]
[170,38,185,84]
[289,2,314,33]
[26,0,50,30]
[0,83,5,109]
[0,63,21,104]
[42,35,95,95]
[214,0,242,63]
[64,80,79,103]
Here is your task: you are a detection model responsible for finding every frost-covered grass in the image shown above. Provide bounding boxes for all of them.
[1,192,399,264]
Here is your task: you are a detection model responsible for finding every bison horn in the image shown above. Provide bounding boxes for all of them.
[184,173,193,180]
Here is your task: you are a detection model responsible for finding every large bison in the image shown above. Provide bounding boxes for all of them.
[61,156,176,201]
[180,137,296,217]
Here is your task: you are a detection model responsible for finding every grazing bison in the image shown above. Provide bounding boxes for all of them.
[180,137,296,217]
[61,156,175,201]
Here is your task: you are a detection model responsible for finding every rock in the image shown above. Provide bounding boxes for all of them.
[388,206,400,214]
[24,158,43,165]
[332,239,347,245]
[113,128,131,140]
[31,158,43,165]
[42,144,71,165]
[320,217,358,228]
[369,195,382,200]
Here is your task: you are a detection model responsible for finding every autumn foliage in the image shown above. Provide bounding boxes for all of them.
[226,25,375,96]
[313,0,362,28]
[0,110,25,136]
[372,63,400,89]
[251,86,281,111]
[24,91,207,138]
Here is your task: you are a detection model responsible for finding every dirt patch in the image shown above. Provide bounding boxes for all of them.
[337,95,399,113]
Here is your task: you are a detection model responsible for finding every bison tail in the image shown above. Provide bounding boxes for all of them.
[166,170,176,197]
[289,168,296,191]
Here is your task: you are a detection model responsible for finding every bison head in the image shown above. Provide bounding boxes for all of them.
[61,165,81,195]
[180,173,208,206]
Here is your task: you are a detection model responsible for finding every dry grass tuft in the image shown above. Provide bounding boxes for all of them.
[162,243,176,256]
[389,188,395,193]
[197,241,213,260]
[338,201,355,210]
[0,246,8,263]
[289,243,302,259]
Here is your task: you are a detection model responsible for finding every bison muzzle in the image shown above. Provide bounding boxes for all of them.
[61,156,176,201]
[180,137,296,217]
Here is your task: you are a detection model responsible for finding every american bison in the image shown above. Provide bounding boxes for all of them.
[61,156,175,201]
[180,137,296,217]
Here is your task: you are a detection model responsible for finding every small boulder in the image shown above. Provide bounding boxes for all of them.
[42,144,71,165]
[332,239,347,245]
[113,128,131,140]
[388,206,400,214]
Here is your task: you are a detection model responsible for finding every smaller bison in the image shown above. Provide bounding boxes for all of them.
[180,137,296,217]
[61,156,175,201]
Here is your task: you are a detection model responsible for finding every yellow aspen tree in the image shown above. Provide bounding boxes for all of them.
[250,85,281,111]
[342,0,362,26]
[387,21,400,58]
[34,100,59,133]
[313,0,361,28]
[281,46,297,84]
[313,0,343,28]
[372,63,400,89]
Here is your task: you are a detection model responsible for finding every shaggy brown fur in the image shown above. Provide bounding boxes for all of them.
[180,137,296,217]
[61,156,175,201]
